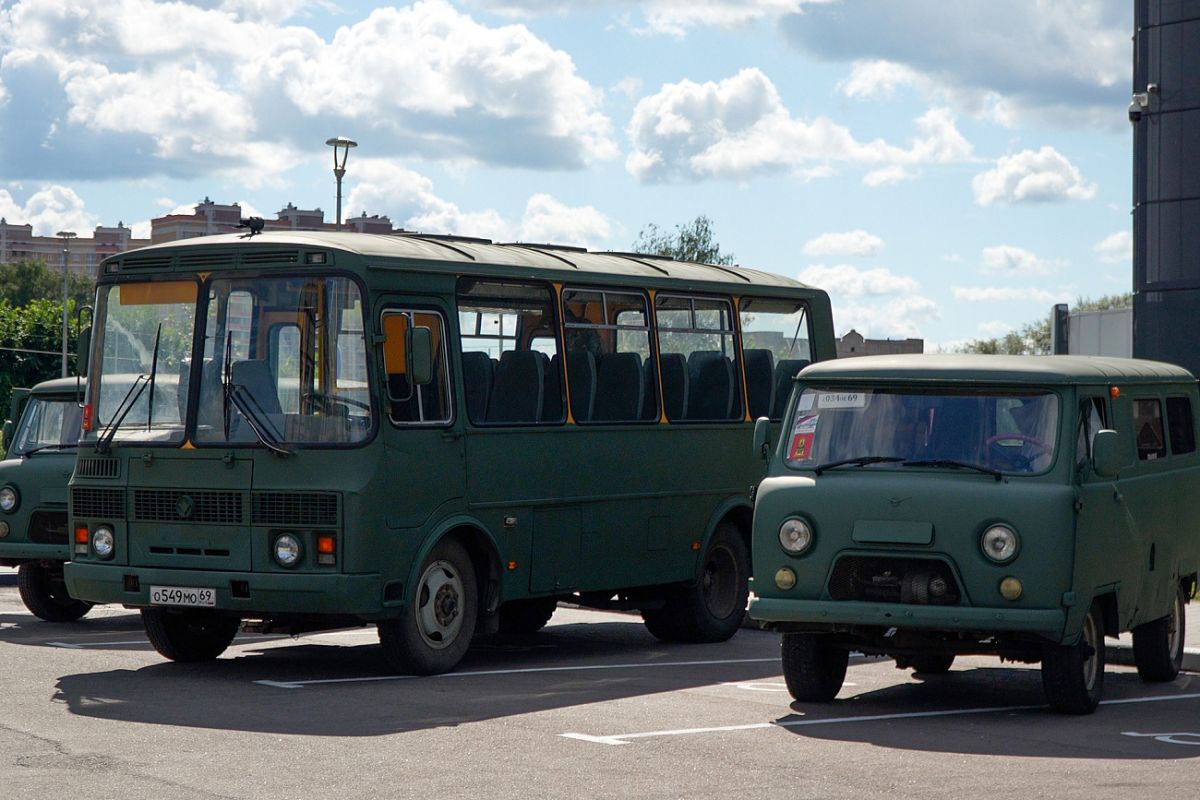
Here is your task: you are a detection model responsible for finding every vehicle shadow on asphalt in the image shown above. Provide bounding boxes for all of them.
[49,622,784,737]
[776,665,1200,760]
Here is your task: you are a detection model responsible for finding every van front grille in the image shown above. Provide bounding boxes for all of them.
[133,490,243,524]
[828,556,961,605]
[72,487,127,519]
[28,511,68,545]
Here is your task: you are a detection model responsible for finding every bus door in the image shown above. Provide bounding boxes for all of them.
[379,306,465,527]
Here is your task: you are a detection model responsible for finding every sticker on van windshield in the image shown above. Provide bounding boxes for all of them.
[817,392,867,409]
[789,414,819,461]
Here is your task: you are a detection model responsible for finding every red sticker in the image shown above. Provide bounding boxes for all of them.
[790,432,814,461]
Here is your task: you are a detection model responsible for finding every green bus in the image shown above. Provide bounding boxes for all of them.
[64,229,834,673]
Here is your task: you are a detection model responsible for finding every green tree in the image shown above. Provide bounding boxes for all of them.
[0,298,77,452]
[0,258,94,308]
[633,215,736,266]
[959,293,1132,355]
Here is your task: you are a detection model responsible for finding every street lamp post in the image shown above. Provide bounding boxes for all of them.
[325,136,357,231]
[56,230,77,377]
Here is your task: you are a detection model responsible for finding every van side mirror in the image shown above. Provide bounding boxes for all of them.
[1091,429,1122,478]
[407,326,433,387]
[2,420,12,452]
[76,324,91,378]
[752,417,771,461]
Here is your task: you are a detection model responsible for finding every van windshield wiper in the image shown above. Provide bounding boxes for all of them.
[19,444,77,456]
[903,459,1003,481]
[814,456,904,475]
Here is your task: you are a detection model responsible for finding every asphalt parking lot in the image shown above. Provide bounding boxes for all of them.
[2,568,1199,800]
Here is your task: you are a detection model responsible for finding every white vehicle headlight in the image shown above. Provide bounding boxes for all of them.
[779,518,814,555]
[92,526,115,559]
[273,533,302,568]
[0,486,17,513]
[981,525,1018,563]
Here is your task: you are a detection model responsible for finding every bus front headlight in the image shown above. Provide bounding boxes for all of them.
[92,527,115,559]
[0,486,17,513]
[273,533,303,568]
[981,525,1018,563]
[779,518,814,555]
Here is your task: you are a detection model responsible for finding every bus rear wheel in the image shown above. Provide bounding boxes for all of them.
[141,608,241,662]
[378,538,478,675]
[18,562,93,622]
[641,522,749,643]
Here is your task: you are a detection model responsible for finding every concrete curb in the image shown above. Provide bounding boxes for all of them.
[1107,643,1200,673]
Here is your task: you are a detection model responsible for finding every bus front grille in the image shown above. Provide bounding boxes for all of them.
[133,490,244,524]
[252,492,339,527]
[76,457,120,479]
[827,556,961,606]
[72,487,126,519]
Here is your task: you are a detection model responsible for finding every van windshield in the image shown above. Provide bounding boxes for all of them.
[785,387,1060,475]
[10,397,82,456]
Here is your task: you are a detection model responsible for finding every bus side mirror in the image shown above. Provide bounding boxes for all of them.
[752,417,771,461]
[407,326,433,387]
[1092,429,1122,478]
[76,324,91,378]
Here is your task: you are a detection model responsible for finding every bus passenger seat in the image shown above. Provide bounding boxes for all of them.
[230,360,282,416]
[566,350,597,422]
[641,358,659,421]
[487,350,545,424]
[772,359,810,419]
[594,352,644,422]
[461,351,494,424]
[743,348,775,419]
[542,354,565,422]
[687,351,735,420]
[660,353,689,421]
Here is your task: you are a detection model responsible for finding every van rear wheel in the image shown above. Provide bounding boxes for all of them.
[1041,604,1105,714]
[17,562,93,622]
[782,633,848,702]
[141,608,241,662]
[1132,587,1186,682]
[641,522,749,643]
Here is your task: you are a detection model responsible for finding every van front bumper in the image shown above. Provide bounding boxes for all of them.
[750,597,1067,641]
[63,562,387,618]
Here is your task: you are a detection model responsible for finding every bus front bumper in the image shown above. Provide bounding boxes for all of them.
[63,562,387,618]
[750,597,1067,641]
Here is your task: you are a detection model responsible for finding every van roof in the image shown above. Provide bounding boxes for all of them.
[28,377,84,398]
[106,231,814,292]
[799,354,1196,385]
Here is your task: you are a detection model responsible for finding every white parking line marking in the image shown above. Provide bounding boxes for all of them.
[47,634,285,649]
[561,691,1200,746]
[253,657,779,689]
[1122,731,1200,746]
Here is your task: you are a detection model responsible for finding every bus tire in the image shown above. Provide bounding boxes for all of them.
[641,522,749,643]
[1132,587,1186,682]
[782,633,848,702]
[1041,603,1105,714]
[498,598,558,635]
[17,562,93,622]
[141,608,240,662]
[378,537,478,675]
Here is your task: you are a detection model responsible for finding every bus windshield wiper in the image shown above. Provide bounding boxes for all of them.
[96,375,148,454]
[145,323,162,432]
[903,459,1002,481]
[814,456,904,475]
[221,364,291,457]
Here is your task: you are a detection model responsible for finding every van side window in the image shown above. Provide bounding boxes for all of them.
[1132,398,1167,460]
[1076,397,1107,466]
[1166,396,1196,455]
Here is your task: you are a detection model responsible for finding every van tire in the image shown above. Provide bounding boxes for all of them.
[498,598,558,635]
[17,562,92,622]
[1132,587,1186,682]
[908,654,955,674]
[782,633,848,702]
[141,608,241,662]
[1041,604,1105,714]
[378,538,477,675]
[641,522,749,643]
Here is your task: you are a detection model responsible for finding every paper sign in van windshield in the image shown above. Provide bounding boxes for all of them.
[789,414,819,461]
[817,392,868,409]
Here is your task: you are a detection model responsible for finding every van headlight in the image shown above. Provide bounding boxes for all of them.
[0,486,17,513]
[981,524,1018,563]
[779,518,814,555]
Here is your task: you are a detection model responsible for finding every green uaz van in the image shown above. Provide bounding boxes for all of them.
[750,354,1198,714]
[1,378,91,621]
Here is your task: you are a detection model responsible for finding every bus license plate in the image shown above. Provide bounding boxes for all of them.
[150,585,217,608]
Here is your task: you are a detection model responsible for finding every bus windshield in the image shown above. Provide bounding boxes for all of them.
[10,396,82,456]
[785,387,1060,475]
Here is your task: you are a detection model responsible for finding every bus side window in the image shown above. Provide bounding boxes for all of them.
[740,297,812,420]
[382,310,451,425]
[562,288,657,424]
[655,295,741,422]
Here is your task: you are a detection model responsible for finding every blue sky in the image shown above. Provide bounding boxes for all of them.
[0,0,1134,348]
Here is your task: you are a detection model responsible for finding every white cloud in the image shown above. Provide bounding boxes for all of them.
[802,230,884,258]
[953,286,1067,304]
[972,146,1097,205]
[0,184,97,237]
[980,245,1065,276]
[800,263,936,339]
[863,165,914,187]
[978,320,1016,337]
[833,295,941,340]
[838,60,923,101]
[466,0,823,36]
[1093,230,1132,264]
[799,264,916,297]
[516,193,611,247]
[626,69,972,183]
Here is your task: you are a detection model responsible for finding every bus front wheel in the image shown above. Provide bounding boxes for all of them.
[641,522,749,643]
[378,538,478,675]
[141,608,241,662]
[18,562,93,622]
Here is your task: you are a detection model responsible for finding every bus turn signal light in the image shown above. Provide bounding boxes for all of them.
[316,534,336,565]
[75,525,89,555]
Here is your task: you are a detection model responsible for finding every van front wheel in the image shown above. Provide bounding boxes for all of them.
[1041,604,1105,714]
[18,562,93,622]
[1132,587,1186,682]
[782,633,848,702]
